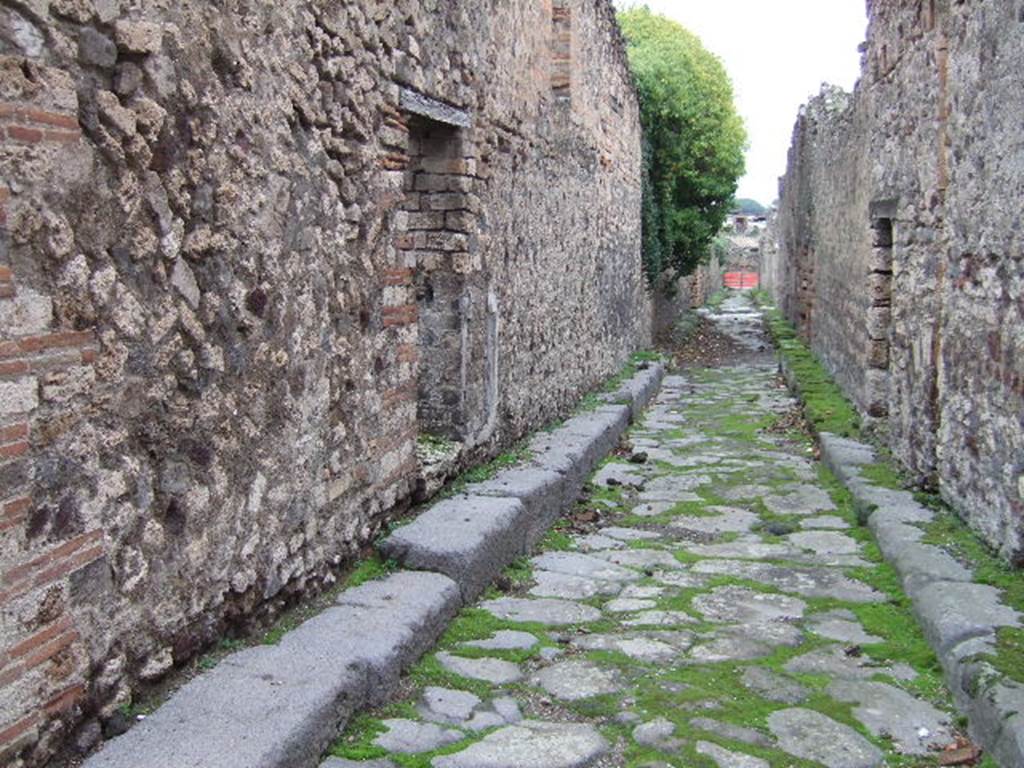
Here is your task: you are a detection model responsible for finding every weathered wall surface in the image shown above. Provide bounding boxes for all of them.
[768,0,1024,563]
[651,254,722,339]
[0,1,648,764]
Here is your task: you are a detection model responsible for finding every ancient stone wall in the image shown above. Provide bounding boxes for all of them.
[767,0,1024,563]
[0,1,648,763]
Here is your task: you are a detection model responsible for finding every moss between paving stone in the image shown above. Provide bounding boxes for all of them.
[752,293,861,438]
[758,291,1024,690]
[330,345,967,768]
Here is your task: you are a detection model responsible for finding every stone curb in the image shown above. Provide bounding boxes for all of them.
[84,363,664,768]
[600,362,664,421]
[817,431,1024,767]
[83,571,462,768]
[380,364,664,602]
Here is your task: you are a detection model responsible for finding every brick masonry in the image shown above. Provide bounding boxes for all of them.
[764,0,1024,564]
[0,1,649,764]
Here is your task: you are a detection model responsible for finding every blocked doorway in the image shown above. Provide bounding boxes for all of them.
[397,91,499,449]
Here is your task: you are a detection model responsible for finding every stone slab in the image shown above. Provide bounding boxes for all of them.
[399,87,472,127]
[911,581,1020,655]
[471,466,572,546]
[768,708,883,768]
[84,571,461,768]
[431,721,608,768]
[379,495,528,600]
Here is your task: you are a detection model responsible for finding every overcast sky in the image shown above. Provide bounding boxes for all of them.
[619,1,868,205]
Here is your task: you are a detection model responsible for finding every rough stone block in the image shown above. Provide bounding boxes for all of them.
[470,466,572,547]
[113,21,163,54]
[379,496,529,600]
[910,581,1020,655]
[601,363,666,421]
[0,377,39,416]
[84,571,461,768]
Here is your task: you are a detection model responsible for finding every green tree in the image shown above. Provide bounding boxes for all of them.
[618,6,747,281]
[733,198,767,216]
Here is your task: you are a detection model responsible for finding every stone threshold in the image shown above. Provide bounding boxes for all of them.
[777,355,1024,767]
[81,364,665,768]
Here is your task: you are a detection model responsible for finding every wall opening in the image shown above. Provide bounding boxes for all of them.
[795,244,816,341]
[866,212,895,417]
[551,0,572,103]
[398,104,496,449]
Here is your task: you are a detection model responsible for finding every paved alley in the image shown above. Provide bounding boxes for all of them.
[326,294,958,768]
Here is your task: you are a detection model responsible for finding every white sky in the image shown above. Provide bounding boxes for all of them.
[618,1,868,205]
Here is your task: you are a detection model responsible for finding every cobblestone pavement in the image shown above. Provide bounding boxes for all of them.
[326,294,958,768]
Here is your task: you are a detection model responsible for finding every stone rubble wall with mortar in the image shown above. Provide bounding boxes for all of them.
[765,0,1024,563]
[0,1,649,764]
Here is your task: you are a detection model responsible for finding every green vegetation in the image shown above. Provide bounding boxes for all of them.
[618,6,747,282]
[754,291,861,437]
[732,198,768,216]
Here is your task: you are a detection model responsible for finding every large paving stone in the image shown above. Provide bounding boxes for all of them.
[431,721,608,768]
[533,551,640,582]
[641,474,712,500]
[692,559,884,602]
[623,610,698,627]
[573,632,688,662]
[696,741,769,768]
[670,508,759,534]
[380,496,529,600]
[689,623,803,662]
[437,652,521,684]
[633,717,683,750]
[374,719,463,753]
[417,687,481,724]
[827,680,952,755]
[462,630,538,651]
[740,667,809,704]
[692,586,806,623]
[84,572,461,768]
[784,646,889,680]
[685,539,802,561]
[533,660,621,700]
[690,718,773,747]
[763,485,836,515]
[808,613,880,645]
[529,571,619,600]
[600,526,662,541]
[786,531,860,556]
[768,708,883,768]
[532,406,631,485]
[592,548,686,570]
[481,597,602,626]
[605,597,657,612]
[603,363,665,421]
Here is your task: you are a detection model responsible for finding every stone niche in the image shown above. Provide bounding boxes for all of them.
[399,91,499,449]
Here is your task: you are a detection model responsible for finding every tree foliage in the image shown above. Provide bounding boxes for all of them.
[733,198,768,216]
[618,6,747,281]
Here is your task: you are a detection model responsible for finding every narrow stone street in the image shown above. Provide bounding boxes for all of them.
[327,294,958,768]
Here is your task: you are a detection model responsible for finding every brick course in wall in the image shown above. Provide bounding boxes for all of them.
[767,0,1024,564]
[0,1,649,764]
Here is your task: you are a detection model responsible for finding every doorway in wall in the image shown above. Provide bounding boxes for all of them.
[866,212,894,418]
[398,105,497,449]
